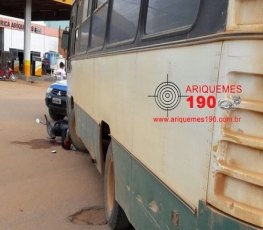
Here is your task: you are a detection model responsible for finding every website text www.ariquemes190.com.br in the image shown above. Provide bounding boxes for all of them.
[153,116,241,123]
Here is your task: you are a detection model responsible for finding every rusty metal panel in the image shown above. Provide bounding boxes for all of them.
[227,0,263,32]
[207,40,263,228]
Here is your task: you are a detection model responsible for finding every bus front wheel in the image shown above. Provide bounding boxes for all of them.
[68,108,86,152]
[104,143,130,230]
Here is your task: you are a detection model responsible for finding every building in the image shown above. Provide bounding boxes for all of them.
[0,15,61,74]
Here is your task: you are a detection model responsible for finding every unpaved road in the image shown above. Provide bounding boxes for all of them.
[0,80,110,230]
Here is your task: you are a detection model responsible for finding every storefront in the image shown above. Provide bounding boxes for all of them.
[0,15,60,75]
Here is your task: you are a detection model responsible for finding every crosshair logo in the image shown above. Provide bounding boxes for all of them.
[149,75,187,116]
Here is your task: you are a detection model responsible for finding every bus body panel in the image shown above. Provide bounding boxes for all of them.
[227,0,263,32]
[69,39,263,229]
[75,105,103,172]
[111,137,258,230]
[132,43,222,209]
[70,42,223,209]
[207,39,263,228]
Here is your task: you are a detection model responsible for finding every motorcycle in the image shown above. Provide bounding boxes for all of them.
[36,115,72,150]
[0,63,17,81]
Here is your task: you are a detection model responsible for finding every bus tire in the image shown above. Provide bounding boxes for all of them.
[104,143,130,230]
[68,108,86,152]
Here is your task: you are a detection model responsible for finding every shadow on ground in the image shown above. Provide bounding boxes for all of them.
[11,139,59,149]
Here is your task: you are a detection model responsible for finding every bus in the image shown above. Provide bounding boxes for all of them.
[42,51,65,74]
[65,0,263,229]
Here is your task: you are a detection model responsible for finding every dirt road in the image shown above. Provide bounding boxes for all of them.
[0,80,110,230]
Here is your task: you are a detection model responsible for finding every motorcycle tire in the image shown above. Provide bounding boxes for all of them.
[10,74,17,82]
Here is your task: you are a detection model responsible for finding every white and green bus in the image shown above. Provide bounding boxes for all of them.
[65,0,263,229]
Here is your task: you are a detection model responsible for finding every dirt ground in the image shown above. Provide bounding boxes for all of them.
[0,80,110,230]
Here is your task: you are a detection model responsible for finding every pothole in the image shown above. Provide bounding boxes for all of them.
[68,206,107,225]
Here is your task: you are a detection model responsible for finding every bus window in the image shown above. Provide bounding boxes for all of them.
[82,0,91,21]
[76,0,92,53]
[146,0,200,35]
[95,0,107,8]
[74,28,80,54]
[74,0,84,54]
[109,0,141,45]
[68,2,77,56]
[76,0,83,25]
[89,1,109,49]
[71,1,78,19]
[79,19,90,53]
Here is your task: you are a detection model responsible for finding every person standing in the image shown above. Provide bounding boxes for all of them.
[55,62,66,81]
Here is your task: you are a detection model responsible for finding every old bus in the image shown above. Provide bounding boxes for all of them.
[65,0,263,229]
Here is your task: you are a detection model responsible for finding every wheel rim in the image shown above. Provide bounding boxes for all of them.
[107,158,115,217]
[11,74,16,81]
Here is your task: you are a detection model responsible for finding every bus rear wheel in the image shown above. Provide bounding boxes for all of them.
[104,143,130,230]
[68,108,86,152]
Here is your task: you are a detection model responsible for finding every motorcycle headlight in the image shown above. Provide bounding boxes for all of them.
[46,87,52,94]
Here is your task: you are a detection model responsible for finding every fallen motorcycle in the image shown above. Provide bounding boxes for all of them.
[36,115,72,150]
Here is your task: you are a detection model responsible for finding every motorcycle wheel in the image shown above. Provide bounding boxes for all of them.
[10,74,17,82]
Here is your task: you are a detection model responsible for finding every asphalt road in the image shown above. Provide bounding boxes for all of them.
[0,80,110,230]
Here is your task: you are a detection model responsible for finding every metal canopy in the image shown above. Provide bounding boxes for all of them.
[0,0,71,21]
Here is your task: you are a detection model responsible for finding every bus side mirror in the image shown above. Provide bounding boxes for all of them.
[62,30,69,50]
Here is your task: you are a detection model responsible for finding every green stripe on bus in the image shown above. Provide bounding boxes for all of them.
[112,139,258,230]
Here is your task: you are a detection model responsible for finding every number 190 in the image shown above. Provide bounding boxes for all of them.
[186,96,216,109]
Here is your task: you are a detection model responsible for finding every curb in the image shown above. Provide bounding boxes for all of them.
[18,74,55,83]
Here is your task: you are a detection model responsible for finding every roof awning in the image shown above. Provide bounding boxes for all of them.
[52,0,73,5]
[0,0,72,21]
